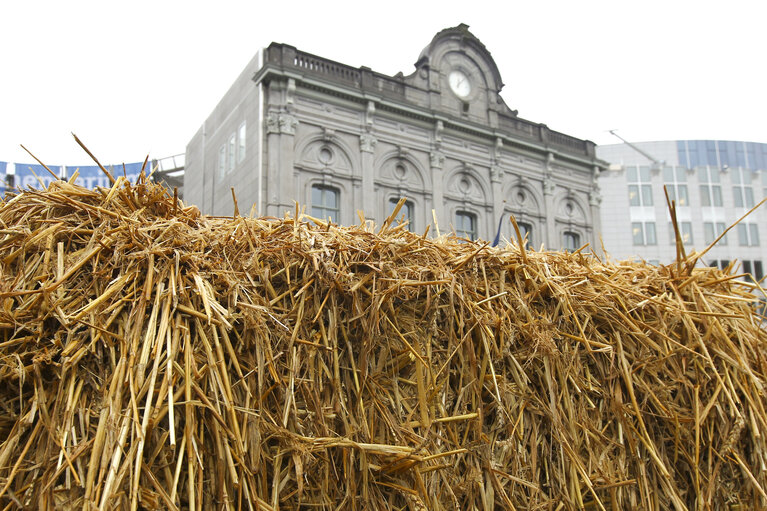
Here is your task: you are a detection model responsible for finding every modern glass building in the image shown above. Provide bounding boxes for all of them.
[598,140,767,282]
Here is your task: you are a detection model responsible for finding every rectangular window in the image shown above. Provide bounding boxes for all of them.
[699,167,723,207]
[227,134,236,172]
[755,261,764,281]
[517,222,533,249]
[388,198,414,230]
[238,122,246,163]
[632,222,656,245]
[563,231,581,252]
[664,167,688,206]
[704,222,714,245]
[717,222,727,245]
[704,222,728,245]
[218,145,226,178]
[627,166,653,206]
[455,211,477,241]
[669,222,693,245]
[732,168,755,208]
[311,185,340,222]
[738,223,760,246]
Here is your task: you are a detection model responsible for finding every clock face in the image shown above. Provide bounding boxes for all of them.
[448,70,471,98]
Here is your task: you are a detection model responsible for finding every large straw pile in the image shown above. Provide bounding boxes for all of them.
[1,176,766,510]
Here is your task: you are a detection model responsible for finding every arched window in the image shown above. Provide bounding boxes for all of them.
[455,211,477,241]
[311,185,340,222]
[516,222,533,249]
[388,198,414,230]
[563,231,580,252]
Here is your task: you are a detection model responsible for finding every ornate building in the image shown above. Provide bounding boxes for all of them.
[185,24,605,249]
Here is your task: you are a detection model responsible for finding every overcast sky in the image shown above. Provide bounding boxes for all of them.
[2,0,765,167]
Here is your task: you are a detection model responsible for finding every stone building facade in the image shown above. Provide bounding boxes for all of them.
[185,24,605,249]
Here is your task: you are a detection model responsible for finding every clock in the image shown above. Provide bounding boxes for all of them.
[448,70,471,98]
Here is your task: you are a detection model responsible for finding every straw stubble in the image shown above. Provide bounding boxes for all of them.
[0,177,766,510]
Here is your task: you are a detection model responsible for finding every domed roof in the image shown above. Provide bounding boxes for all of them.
[415,23,504,92]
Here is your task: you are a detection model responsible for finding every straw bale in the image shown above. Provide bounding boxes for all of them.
[1,177,766,510]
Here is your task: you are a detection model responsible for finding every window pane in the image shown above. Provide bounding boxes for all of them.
[646,222,657,245]
[518,223,532,247]
[218,146,226,176]
[716,222,727,245]
[456,212,476,240]
[666,186,676,203]
[640,166,650,182]
[712,186,722,206]
[738,224,748,246]
[743,170,752,185]
[732,169,741,184]
[228,134,236,171]
[563,231,580,251]
[632,223,643,245]
[697,167,708,182]
[746,188,754,208]
[676,167,686,181]
[734,188,743,208]
[663,167,674,182]
[311,185,339,222]
[755,261,764,281]
[682,222,693,244]
[389,199,413,230]
[700,186,711,207]
[628,185,640,206]
[750,224,759,246]
[704,223,714,244]
[744,260,753,276]
[642,185,653,206]
[678,185,688,206]
[626,166,637,182]
[238,123,246,163]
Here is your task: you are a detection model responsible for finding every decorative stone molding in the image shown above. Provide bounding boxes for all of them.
[494,137,503,162]
[360,133,377,153]
[434,120,444,147]
[430,151,445,169]
[322,127,336,142]
[543,177,555,196]
[266,112,280,134]
[589,190,602,207]
[279,114,298,135]
[286,78,296,106]
[365,101,375,128]
[490,165,501,183]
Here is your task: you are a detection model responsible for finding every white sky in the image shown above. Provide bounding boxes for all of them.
[2,0,765,167]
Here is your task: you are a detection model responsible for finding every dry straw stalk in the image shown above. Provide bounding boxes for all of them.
[0,174,766,510]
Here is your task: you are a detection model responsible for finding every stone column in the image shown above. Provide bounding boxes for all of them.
[265,111,298,217]
[429,150,446,235]
[360,132,377,222]
[543,176,557,249]
[490,138,505,239]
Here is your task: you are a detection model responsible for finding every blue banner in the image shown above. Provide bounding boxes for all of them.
[14,163,62,190]
[66,161,145,189]
[0,161,6,198]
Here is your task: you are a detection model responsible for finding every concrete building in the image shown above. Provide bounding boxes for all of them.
[185,24,605,248]
[598,140,767,280]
